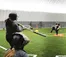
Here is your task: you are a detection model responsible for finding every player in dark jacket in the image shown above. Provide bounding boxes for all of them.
[5,13,30,57]
[5,13,22,48]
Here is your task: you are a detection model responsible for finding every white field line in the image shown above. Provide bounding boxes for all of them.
[0,46,7,50]
[0,45,37,57]
[28,54,37,57]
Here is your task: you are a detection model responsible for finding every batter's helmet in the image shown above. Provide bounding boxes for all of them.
[9,13,17,20]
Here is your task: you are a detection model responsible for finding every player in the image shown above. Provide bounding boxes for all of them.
[55,24,60,35]
[5,13,22,49]
[4,13,30,57]
[51,23,58,33]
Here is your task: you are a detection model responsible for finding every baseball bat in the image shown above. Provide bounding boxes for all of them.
[19,24,46,37]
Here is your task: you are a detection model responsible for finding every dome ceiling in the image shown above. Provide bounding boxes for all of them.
[0,0,66,13]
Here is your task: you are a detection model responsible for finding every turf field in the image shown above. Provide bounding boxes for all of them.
[0,28,66,57]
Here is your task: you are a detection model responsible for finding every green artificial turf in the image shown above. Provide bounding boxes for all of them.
[0,28,66,57]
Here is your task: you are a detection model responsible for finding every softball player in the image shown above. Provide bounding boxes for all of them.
[55,24,60,35]
[5,13,30,57]
[51,23,58,33]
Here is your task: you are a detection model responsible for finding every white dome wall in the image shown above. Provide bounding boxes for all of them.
[0,10,66,22]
